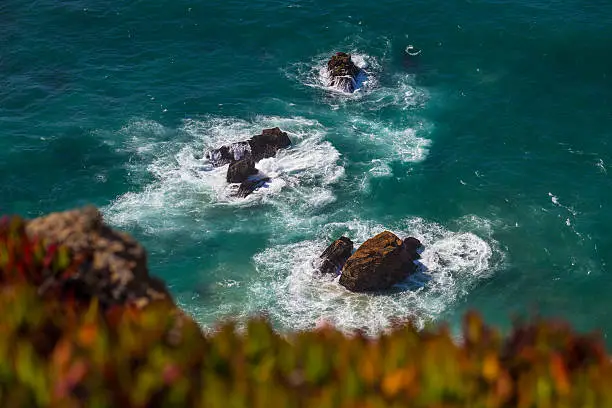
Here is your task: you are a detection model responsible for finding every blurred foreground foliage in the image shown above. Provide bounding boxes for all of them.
[1,215,611,408]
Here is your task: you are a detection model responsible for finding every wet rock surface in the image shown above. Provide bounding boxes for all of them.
[204,127,291,197]
[326,52,361,93]
[318,236,354,275]
[206,142,251,167]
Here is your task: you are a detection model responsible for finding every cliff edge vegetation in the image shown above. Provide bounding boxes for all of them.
[0,207,610,407]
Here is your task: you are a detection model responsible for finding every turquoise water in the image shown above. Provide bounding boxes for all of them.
[2,0,612,339]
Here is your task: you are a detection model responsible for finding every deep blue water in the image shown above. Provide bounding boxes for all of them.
[2,0,612,340]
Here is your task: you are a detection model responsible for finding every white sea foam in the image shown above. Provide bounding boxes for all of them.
[368,159,393,177]
[548,192,577,216]
[248,217,499,335]
[317,53,379,95]
[104,116,344,233]
[287,51,380,99]
[364,73,429,111]
[348,116,431,164]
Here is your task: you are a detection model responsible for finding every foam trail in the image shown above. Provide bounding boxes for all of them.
[344,117,431,191]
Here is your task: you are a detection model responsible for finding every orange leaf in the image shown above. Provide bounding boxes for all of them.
[550,354,570,395]
[78,323,98,348]
[482,354,499,382]
[382,369,415,398]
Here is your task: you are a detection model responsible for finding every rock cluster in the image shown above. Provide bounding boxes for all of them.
[318,231,422,292]
[205,127,291,197]
[326,52,361,93]
[25,206,172,309]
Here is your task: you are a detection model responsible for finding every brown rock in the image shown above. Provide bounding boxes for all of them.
[226,157,258,183]
[318,236,353,275]
[326,52,361,93]
[339,231,417,292]
[248,127,291,162]
[25,206,173,309]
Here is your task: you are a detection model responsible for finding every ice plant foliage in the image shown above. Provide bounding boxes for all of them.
[0,215,611,407]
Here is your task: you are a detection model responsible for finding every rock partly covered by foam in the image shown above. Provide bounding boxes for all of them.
[249,127,291,162]
[327,52,361,93]
[205,142,251,167]
[206,128,291,168]
[318,236,354,275]
[226,157,258,183]
[25,206,173,309]
[339,231,421,292]
[205,127,291,197]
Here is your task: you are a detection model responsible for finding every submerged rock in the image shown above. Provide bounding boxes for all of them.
[318,236,354,275]
[25,206,173,309]
[339,231,419,292]
[226,157,258,183]
[326,52,361,93]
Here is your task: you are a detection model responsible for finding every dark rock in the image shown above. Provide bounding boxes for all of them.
[248,127,291,162]
[205,128,291,167]
[327,52,361,93]
[205,142,251,167]
[227,158,258,183]
[25,206,173,309]
[204,127,291,197]
[236,177,271,198]
[339,231,418,292]
[318,236,354,275]
[403,237,423,260]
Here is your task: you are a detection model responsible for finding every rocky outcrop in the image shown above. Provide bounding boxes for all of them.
[318,236,354,275]
[25,206,173,309]
[249,127,291,162]
[226,157,258,183]
[339,231,421,292]
[204,127,291,197]
[205,142,251,167]
[327,52,361,93]
[206,128,291,169]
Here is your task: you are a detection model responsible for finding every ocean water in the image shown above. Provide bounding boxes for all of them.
[2,0,612,340]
